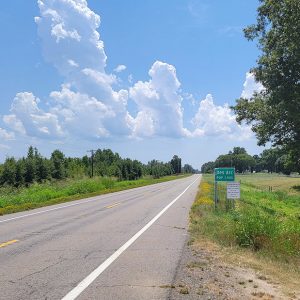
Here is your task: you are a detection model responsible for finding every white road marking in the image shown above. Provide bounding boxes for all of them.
[0,197,105,224]
[61,175,201,300]
[0,181,171,224]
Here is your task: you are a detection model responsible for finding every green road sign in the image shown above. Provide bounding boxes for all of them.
[214,168,235,182]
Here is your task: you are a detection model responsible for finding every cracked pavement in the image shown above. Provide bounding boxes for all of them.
[0,175,200,299]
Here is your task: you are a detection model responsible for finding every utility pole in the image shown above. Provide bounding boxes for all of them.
[87,150,96,177]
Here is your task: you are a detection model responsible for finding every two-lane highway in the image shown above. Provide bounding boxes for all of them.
[0,175,201,299]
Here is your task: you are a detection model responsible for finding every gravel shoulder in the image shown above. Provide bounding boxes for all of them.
[169,236,300,300]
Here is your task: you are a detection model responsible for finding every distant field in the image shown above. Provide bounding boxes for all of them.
[190,173,300,265]
[0,174,190,216]
[206,172,300,219]
[237,173,300,195]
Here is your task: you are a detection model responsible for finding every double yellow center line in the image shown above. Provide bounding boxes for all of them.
[0,239,19,248]
[0,202,121,249]
[105,202,121,209]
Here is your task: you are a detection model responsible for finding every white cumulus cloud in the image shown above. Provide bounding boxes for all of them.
[191,94,252,140]
[51,23,81,42]
[129,61,190,138]
[36,0,107,76]
[241,72,264,99]
[4,92,64,139]
[50,84,120,139]
[1,0,254,144]
[114,65,127,73]
[0,128,15,140]
[3,0,131,141]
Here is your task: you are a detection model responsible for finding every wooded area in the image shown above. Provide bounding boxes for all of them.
[201,146,299,175]
[0,146,197,187]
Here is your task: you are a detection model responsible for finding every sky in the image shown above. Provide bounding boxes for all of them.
[0,0,265,169]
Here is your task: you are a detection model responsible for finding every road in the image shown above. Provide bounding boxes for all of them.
[0,174,201,300]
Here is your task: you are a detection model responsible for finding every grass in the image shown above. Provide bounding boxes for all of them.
[238,173,300,195]
[0,174,190,216]
[190,173,300,265]
[237,174,300,218]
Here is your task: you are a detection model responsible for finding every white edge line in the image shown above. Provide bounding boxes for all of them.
[0,196,103,224]
[0,177,189,224]
[61,175,200,300]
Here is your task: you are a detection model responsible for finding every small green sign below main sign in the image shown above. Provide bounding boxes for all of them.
[214,168,235,182]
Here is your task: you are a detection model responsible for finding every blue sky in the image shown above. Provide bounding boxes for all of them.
[0,0,264,169]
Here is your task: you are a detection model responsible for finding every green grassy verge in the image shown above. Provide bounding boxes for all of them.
[0,174,190,216]
[190,174,300,265]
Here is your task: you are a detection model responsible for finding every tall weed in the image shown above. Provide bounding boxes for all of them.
[234,206,279,250]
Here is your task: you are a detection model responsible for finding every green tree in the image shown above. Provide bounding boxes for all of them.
[252,154,263,173]
[182,164,195,174]
[23,146,37,185]
[36,158,51,182]
[275,154,295,175]
[146,160,173,178]
[66,158,86,179]
[107,163,121,178]
[260,148,282,173]
[201,161,215,174]
[151,164,162,179]
[0,157,17,186]
[232,147,247,155]
[24,158,35,185]
[132,160,143,180]
[232,0,300,172]
[51,150,66,179]
[93,149,122,177]
[170,155,182,174]
[15,159,25,186]
[27,146,34,160]
[81,155,90,176]
[233,154,255,173]
[215,148,255,173]
[215,155,232,168]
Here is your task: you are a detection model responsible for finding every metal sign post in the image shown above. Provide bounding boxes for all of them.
[214,168,235,209]
[214,180,218,209]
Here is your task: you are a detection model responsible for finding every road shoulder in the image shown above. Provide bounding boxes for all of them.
[169,236,299,300]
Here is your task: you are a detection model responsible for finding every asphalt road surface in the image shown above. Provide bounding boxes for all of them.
[0,174,201,300]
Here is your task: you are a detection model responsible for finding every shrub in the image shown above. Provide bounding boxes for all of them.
[101,177,115,189]
[235,207,279,250]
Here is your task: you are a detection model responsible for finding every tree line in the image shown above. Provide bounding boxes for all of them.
[0,146,197,187]
[201,146,299,175]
